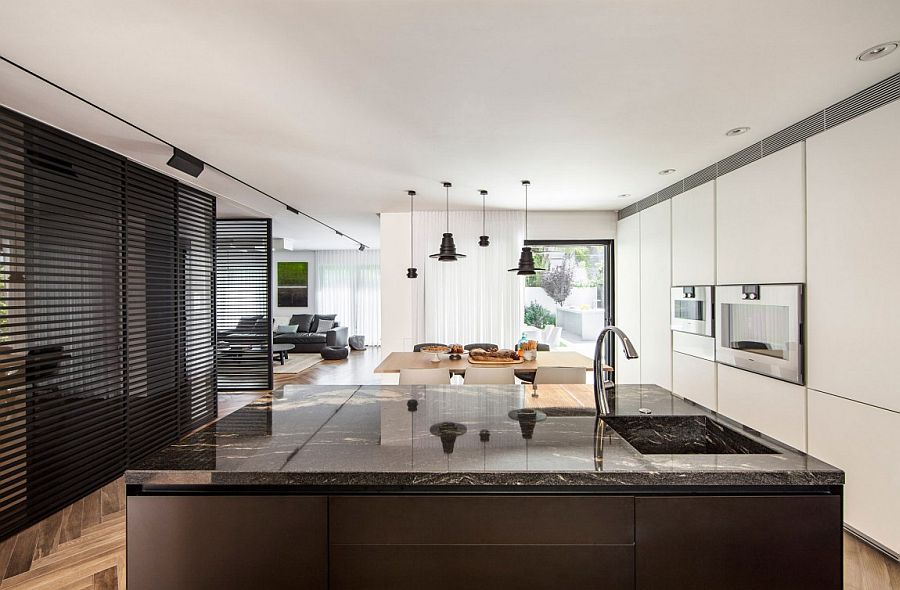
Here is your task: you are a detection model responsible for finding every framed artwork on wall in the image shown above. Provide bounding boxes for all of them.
[277,261,308,307]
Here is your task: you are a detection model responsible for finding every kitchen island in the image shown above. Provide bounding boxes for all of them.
[126,384,843,590]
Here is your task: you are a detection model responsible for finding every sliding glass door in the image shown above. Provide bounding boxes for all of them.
[523,240,615,366]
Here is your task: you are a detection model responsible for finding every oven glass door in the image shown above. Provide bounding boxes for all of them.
[671,287,713,337]
[720,303,790,359]
[715,284,803,384]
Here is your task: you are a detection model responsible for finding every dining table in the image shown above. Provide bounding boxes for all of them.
[373,350,613,375]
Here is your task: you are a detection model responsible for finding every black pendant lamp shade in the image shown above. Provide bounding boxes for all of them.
[430,182,466,261]
[478,189,490,247]
[509,180,545,275]
[510,246,542,275]
[406,190,418,278]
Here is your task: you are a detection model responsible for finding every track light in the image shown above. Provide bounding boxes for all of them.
[166,148,204,177]
[358,244,366,251]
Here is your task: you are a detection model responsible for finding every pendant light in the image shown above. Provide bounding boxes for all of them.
[508,180,545,275]
[406,190,418,278]
[478,189,490,247]
[430,181,466,262]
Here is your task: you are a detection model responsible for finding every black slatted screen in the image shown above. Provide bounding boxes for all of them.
[125,162,179,461]
[215,219,272,391]
[0,106,217,540]
[178,185,217,426]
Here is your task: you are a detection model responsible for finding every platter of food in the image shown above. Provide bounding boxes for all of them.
[467,348,523,365]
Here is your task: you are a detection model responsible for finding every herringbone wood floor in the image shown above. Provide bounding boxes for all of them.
[0,348,896,588]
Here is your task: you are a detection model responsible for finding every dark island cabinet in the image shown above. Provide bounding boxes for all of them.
[127,495,328,590]
[128,492,842,589]
[328,495,635,590]
[635,495,843,590]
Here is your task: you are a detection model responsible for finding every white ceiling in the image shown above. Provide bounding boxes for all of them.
[2,0,899,249]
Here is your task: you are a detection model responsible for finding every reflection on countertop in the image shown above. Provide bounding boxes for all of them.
[126,384,842,488]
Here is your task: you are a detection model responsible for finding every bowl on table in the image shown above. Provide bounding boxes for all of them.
[420,345,451,363]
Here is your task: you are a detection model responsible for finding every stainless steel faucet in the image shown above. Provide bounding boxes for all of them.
[593,326,638,414]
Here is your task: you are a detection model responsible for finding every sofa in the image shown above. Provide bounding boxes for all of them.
[273,313,349,353]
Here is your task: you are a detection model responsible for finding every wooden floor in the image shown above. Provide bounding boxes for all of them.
[0,346,896,589]
[0,480,125,589]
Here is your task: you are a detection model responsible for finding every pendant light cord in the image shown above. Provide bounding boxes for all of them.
[482,192,486,234]
[446,185,450,232]
[410,192,414,267]
[524,182,529,241]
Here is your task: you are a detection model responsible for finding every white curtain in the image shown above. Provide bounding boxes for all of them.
[315,249,381,345]
[412,210,525,349]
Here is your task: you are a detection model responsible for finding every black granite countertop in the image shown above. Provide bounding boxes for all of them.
[126,384,843,488]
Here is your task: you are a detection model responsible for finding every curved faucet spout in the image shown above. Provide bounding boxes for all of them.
[593,326,639,414]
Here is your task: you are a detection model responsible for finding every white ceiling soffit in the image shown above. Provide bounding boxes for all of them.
[2,0,900,248]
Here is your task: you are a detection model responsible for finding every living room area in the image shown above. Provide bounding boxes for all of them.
[215,219,382,391]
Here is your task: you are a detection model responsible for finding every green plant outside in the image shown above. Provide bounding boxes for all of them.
[524,301,556,329]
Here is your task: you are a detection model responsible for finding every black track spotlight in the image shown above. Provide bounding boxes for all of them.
[358,244,365,251]
[166,148,204,177]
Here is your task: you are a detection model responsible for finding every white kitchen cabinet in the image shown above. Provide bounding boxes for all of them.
[639,202,671,389]
[615,215,641,383]
[717,364,806,451]
[672,181,715,286]
[808,390,900,555]
[672,352,717,410]
[716,144,805,285]
[806,100,900,413]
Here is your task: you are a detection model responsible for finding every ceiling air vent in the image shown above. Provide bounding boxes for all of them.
[762,113,825,156]
[684,164,717,191]
[717,143,762,176]
[824,71,900,129]
[657,181,684,203]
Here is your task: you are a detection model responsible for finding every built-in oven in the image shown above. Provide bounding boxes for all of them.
[715,284,804,385]
[671,286,714,337]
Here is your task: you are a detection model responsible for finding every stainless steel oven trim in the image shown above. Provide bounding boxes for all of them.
[671,285,714,337]
[714,283,804,385]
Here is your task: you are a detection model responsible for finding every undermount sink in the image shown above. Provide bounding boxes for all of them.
[601,415,779,455]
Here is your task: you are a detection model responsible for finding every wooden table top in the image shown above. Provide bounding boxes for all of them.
[374,351,612,373]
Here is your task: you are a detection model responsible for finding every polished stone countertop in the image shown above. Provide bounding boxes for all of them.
[126,384,843,488]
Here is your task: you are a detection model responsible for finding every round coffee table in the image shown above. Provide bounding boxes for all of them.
[272,343,293,365]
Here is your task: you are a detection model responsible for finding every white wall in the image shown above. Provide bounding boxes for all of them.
[379,212,415,355]
[272,249,316,324]
[614,214,641,383]
[524,286,597,312]
[527,211,618,241]
[639,201,672,389]
[804,100,900,557]
[615,97,900,554]
[672,182,715,286]
[716,144,806,285]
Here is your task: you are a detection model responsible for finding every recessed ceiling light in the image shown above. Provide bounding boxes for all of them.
[658,169,676,176]
[726,127,751,136]
[617,193,631,199]
[857,42,898,62]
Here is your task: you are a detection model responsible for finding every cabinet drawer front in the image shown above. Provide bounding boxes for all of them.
[127,496,327,590]
[331,544,634,590]
[636,495,841,590]
[330,495,634,545]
